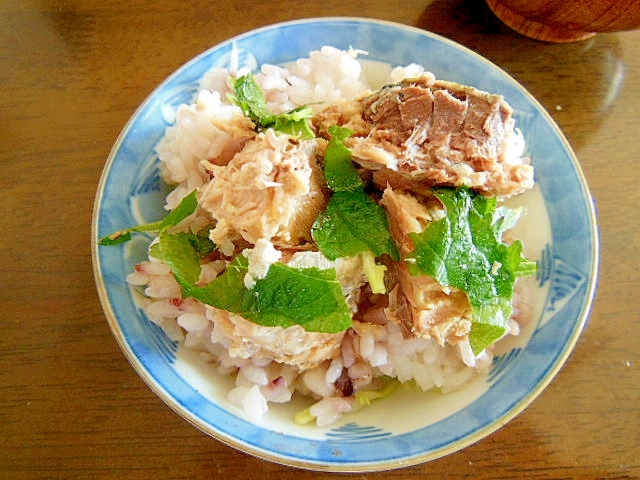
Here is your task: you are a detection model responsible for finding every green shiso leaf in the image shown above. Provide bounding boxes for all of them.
[157,190,199,230]
[190,227,217,258]
[236,259,352,332]
[311,127,399,263]
[272,105,316,139]
[229,73,276,124]
[407,187,536,354]
[323,125,363,192]
[312,189,399,261]
[150,231,204,285]
[98,190,198,246]
[150,235,352,334]
[230,74,315,140]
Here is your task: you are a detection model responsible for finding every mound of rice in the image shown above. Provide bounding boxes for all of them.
[128,46,524,426]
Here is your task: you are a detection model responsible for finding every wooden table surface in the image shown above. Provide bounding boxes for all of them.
[1,0,638,478]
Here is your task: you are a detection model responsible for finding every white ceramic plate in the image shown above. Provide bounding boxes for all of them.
[92,17,598,472]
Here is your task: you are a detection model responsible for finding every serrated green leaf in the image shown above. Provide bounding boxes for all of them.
[230,74,275,124]
[273,106,316,140]
[158,190,199,230]
[151,238,352,334]
[150,231,203,285]
[230,74,315,140]
[408,187,536,354]
[98,190,198,246]
[312,190,399,261]
[238,262,352,332]
[323,125,363,192]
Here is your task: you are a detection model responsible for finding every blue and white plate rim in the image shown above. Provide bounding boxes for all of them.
[91,17,599,472]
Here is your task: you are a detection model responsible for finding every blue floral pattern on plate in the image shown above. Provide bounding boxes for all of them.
[327,423,392,442]
[92,18,598,471]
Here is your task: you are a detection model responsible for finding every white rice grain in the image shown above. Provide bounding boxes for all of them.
[302,365,335,398]
[340,332,357,369]
[177,312,209,333]
[238,364,269,387]
[228,385,268,422]
[420,339,443,365]
[413,361,436,391]
[458,338,478,367]
[144,275,181,299]
[309,397,353,427]
[359,332,375,359]
[242,238,282,289]
[146,299,182,320]
[325,357,344,384]
[391,354,414,383]
[367,344,388,368]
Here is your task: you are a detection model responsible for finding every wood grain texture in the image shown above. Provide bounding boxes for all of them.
[485,0,640,43]
[1,0,638,478]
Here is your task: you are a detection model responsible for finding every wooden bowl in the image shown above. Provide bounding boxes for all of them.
[486,0,640,42]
